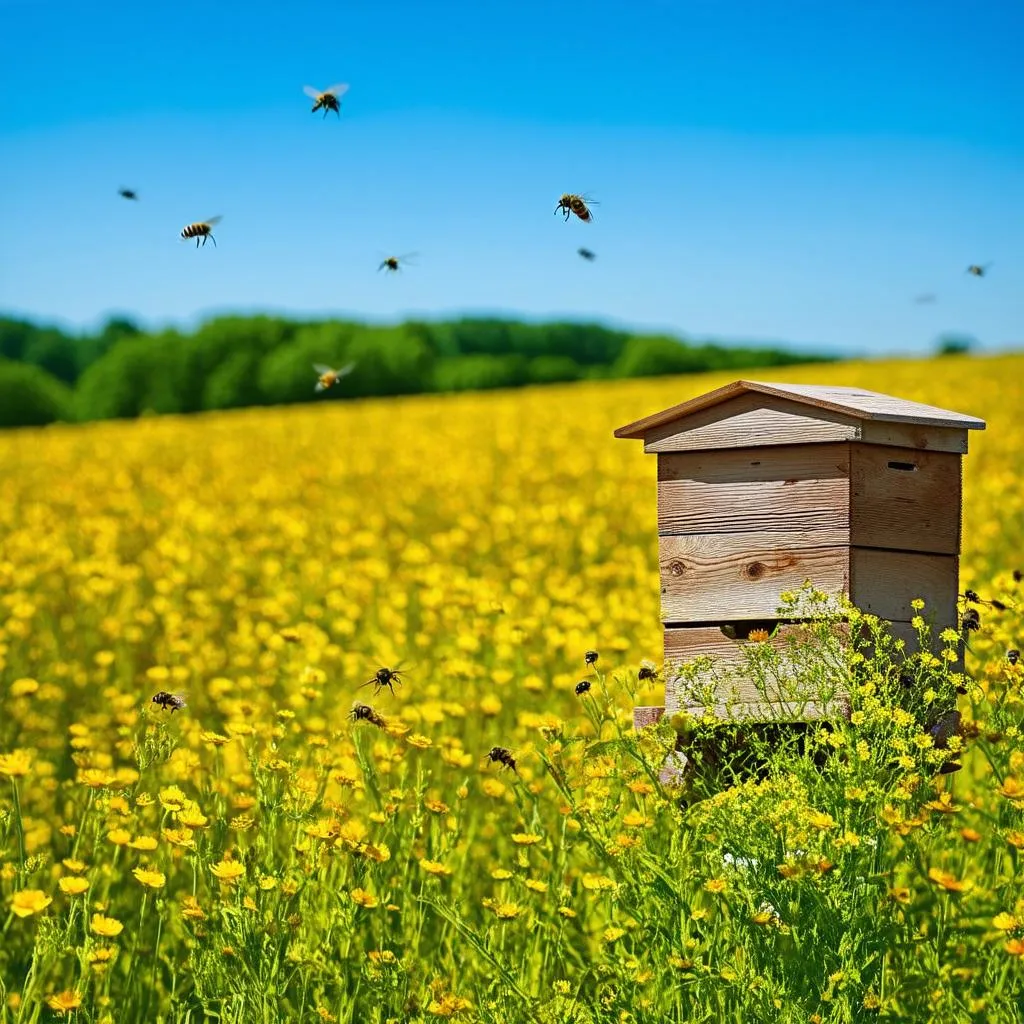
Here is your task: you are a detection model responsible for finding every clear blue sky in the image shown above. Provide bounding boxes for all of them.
[1,0,1021,356]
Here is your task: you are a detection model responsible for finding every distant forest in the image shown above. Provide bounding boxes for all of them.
[0,313,834,428]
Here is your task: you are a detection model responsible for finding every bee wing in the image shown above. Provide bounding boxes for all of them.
[312,363,334,375]
[203,216,223,227]
[322,83,350,98]
[335,362,356,377]
[303,85,323,99]
[397,252,419,261]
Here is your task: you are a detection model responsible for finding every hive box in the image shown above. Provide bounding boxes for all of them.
[615,381,986,722]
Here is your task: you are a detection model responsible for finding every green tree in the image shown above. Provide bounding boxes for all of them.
[0,359,72,427]
[433,354,530,392]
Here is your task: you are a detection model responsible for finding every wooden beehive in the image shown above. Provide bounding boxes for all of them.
[615,380,986,724]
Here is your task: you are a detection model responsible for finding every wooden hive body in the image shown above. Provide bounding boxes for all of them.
[615,381,986,723]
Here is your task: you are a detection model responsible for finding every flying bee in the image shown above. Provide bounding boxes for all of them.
[303,83,350,118]
[349,703,386,728]
[378,253,418,273]
[638,660,658,682]
[555,193,597,223]
[574,680,591,696]
[966,263,991,277]
[962,590,1007,611]
[151,691,187,713]
[118,187,138,201]
[584,649,599,666]
[313,362,356,393]
[577,247,596,261]
[486,746,518,773]
[180,216,222,248]
[361,665,407,697]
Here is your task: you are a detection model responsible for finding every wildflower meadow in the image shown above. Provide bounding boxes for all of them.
[1,354,1023,1023]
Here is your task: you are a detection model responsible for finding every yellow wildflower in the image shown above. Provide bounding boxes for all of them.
[10,889,52,917]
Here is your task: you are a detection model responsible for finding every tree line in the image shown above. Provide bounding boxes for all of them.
[0,313,834,428]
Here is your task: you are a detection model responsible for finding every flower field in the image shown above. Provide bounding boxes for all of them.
[1,354,1023,1023]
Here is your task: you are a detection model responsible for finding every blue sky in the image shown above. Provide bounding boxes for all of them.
[1,0,1021,357]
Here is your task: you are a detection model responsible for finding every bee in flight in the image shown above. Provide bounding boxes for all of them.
[361,665,407,697]
[313,362,355,393]
[151,691,187,713]
[966,263,991,277]
[577,247,596,261]
[118,187,138,201]
[486,746,518,774]
[180,216,222,248]
[378,253,418,273]
[584,649,599,666]
[349,703,386,728]
[304,84,350,118]
[638,660,659,682]
[555,193,597,223]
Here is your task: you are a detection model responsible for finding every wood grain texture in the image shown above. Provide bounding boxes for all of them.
[644,393,861,453]
[849,444,962,554]
[659,532,850,622]
[633,706,666,729]
[850,549,958,625]
[859,420,969,454]
[657,444,851,536]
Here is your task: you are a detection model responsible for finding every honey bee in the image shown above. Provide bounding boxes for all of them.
[118,187,138,201]
[577,247,596,261]
[574,680,591,696]
[584,650,599,666]
[303,83,350,118]
[637,660,658,682]
[361,665,406,697]
[555,193,597,223]
[180,216,222,248]
[966,263,991,277]
[378,253,418,273]
[486,746,518,773]
[313,362,355,393]
[349,703,386,727]
[151,691,187,713]
[1007,649,1020,666]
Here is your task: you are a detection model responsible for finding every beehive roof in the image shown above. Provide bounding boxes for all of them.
[613,380,987,438]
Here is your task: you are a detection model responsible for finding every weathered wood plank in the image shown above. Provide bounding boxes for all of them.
[659,532,850,622]
[644,393,861,453]
[859,420,968,453]
[850,550,958,625]
[633,706,666,729]
[849,444,962,553]
[657,444,851,536]
[671,699,850,722]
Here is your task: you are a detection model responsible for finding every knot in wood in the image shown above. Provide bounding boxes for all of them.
[668,559,686,577]
[745,561,766,580]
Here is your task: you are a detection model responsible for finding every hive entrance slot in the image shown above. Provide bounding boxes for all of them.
[887,460,917,471]
[719,620,782,641]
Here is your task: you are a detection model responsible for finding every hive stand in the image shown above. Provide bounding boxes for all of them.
[615,381,986,729]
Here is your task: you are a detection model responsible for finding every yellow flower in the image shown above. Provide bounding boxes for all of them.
[993,912,1020,931]
[602,926,625,942]
[481,779,506,798]
[524,879,548,893]
[159,786,188,812]
[807,811,836,830]
[107,828,132,846]
[46,991,82,1014]
[9,678,39,697]
[58,877,90,896]
[1005,939,1024,957]
[703,878,727,894]
[180,896,205,921]
[350,888,379,908]
[622,811,650,828]
[0,750,33,778]
[420,860,452,876]
[10,889,52,917]
[511,833,542,845]
[132,868,166,889]
[90,914,124,937]
[162,828,195,847]
[128,835,158,851]
[581,873,616,891]
[491,868,513,880]
[479,694,502,716]
[62,858,87,873]
[211,859,245,884]
[928,868,973,893]
[492,902,522,919]
[178,804,209,828]
[406,734,432,749]
[997,777,1024,801]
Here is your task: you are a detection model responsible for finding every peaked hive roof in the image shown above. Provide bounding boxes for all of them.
[613,380,987,439]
